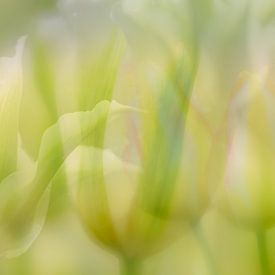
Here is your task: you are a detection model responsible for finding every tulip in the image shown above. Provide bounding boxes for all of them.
[16,2,249,273]
[216,71,275,275]
[18,97,178,274]
[61,101,183,275]
[58,48,223,274]
[133,45,230,274]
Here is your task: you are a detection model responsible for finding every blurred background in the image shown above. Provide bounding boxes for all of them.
[1,0,275,274]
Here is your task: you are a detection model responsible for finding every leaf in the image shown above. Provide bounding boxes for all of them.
[0,174,50,259]
[0,148,50,259]
[139,51,197,218]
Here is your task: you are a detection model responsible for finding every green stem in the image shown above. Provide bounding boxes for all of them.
[120,256,141,275]
[192,222,219,275]
[256,230,270,275]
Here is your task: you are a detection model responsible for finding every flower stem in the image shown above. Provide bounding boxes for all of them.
[192,222,219,275]
[120,256,141,275]
[256,230,270,275]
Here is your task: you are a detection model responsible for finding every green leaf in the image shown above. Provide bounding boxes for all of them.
[0,149,50,259]
[139,50,197,218]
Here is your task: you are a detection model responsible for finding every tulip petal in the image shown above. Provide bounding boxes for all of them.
[0,37,25,183]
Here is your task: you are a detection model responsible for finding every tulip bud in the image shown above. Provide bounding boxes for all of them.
[216,71,275,230]
[64,101,181,262]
